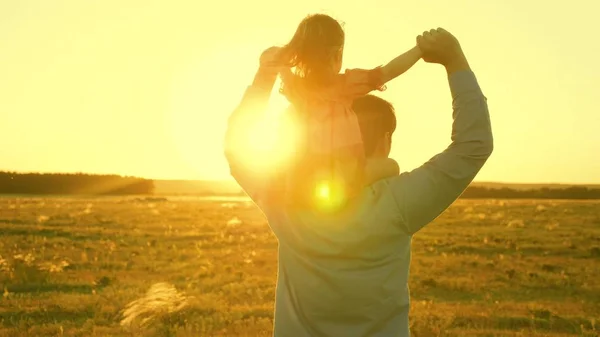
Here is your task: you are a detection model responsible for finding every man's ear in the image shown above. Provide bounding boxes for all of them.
[384,131,392,149]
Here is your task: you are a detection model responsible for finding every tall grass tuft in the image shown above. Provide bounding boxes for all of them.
[120,282,191,334]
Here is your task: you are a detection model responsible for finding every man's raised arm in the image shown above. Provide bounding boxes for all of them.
[224,48,279,202]
[389,28,494,234]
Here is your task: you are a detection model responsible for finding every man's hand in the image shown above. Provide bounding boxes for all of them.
[416,28,470,74]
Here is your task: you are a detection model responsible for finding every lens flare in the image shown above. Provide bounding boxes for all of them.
[316,181,331,200]
[312,178,347,212]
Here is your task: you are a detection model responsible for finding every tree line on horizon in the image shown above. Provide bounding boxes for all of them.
[459,185,600,200]
[1,172,600,199]
[0,172,154,195]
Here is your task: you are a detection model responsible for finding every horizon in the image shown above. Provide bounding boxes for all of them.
[2,169,600,187]
[1,1,599,184]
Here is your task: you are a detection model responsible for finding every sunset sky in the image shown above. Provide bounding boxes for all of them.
[1,1,598,184]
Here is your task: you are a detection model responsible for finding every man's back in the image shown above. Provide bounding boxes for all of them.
[267,179,413,337]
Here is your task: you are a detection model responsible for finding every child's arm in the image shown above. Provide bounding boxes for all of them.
[380,46,422,84]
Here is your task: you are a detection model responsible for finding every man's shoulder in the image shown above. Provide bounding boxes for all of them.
[365,158,400,186]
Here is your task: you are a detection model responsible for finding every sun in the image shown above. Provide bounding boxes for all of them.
[232,103,301,174]
[167,44,298,179]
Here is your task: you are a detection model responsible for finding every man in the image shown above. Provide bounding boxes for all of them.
[224,28,493,337]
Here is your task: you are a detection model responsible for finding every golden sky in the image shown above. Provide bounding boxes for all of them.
[1,1,598,184]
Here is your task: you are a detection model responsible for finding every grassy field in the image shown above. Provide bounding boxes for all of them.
[0,197,599,337]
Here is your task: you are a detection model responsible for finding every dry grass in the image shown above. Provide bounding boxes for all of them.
[0,196,599,336]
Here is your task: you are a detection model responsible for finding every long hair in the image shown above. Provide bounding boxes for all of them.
[274,14,347,211]
[279,14,345,91]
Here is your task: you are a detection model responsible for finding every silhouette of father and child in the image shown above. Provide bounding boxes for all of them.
[224,13,493,337]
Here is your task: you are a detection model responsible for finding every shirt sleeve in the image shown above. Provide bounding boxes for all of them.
[387,70,494,234]
[224,84,278,208]
[343,67,386,99]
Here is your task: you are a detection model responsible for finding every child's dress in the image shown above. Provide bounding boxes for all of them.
[277,67,387,209]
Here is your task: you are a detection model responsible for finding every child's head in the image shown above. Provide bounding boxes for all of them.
[280,14,345,86]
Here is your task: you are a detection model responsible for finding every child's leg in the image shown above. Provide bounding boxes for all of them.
[365,158,399,185]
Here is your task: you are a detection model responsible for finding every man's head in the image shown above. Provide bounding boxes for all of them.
[352,94,397,158]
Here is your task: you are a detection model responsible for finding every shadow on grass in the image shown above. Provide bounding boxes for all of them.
[412,285,483,302]
[433,245,572,257]
[497,285,600,303]
[418,244,597,260]
[0,226,107,241]
[6,283,94,294]
[0,219,29,225]
[0,305,95,327]
[450,314,595,334]
[411,280,600,304]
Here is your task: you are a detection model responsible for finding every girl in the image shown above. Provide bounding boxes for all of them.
[263,14,422,210]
